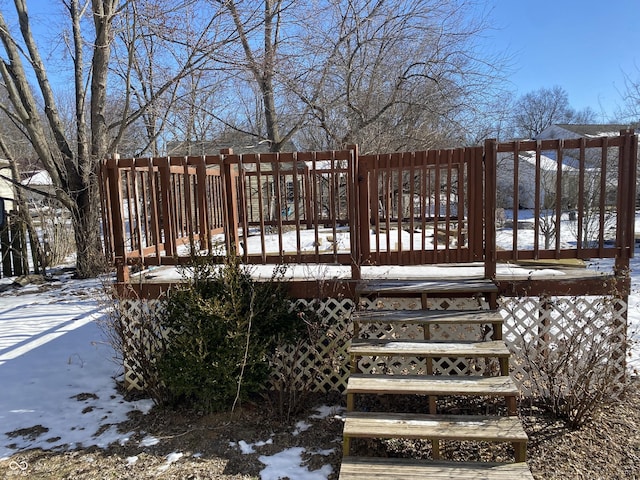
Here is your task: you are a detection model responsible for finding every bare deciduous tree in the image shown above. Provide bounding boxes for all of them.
[617,69,640,130]
[0,0,122,277]
[298,0,508,153]
[212,0,507,154]
[513,85,596,139]
[0,0,224,277]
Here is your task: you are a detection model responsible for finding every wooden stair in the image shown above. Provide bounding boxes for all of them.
[346,374,519,414]
[339,457,534,479]
[351,309,505,339]
[349,339,511,375]
[339,279,534,480]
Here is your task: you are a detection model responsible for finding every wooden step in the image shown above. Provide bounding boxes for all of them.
[346,374,519,414]
[346,373,518,397]
[339,457,535,480]
[343,412,528,462]
[343,411,528,443]
[350,339,510,359]
[349,339,511,375]
[356,279,498,296]
[351,309,503,339]
[351,309,502,326]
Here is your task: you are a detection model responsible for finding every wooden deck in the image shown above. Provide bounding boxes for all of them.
[114,261,627,301]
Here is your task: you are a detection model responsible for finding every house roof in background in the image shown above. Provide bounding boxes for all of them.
[497,151,580,173]
[518,151,579,172]
[22,170,52,186]
[544,124,637,138]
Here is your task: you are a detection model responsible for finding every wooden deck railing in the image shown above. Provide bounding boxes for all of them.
[100,155,228,271]
[229,149,357,267]
[100,131,637,282]
[356,146,486,267]
[492,132,637,273]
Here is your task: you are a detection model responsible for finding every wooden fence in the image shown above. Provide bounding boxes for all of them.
[0,212,29,278]
[357,146,486,268]
[100,131,638,283]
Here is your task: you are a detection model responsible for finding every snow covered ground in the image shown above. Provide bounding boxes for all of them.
[1,215,640,477]
[0,273,153,458]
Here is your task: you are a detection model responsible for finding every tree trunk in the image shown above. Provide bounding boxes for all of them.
[71,182,105,278]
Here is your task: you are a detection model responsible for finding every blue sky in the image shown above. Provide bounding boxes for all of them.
[482,0,640,121]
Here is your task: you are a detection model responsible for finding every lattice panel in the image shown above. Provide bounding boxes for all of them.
[358,297,487,311]
[114,294,628,397]
[357,355,427,375]
[429,297,490,311]
[115,298,166,392]
[355,355,493,377]
[265,298,355,393]
[358,322,424,340]
[501,296,628,398]
[358,297,422,311]
[116,297,358,393]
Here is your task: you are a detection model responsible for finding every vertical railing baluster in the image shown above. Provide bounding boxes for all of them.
[599,137,608,257]
[512,142,519,257]
[555,142,564,257]
[533,144,541,257]
[577,138,586,252]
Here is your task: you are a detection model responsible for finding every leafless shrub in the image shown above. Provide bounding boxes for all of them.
[514,295,629,429]
[99,284,168,404]
[267,298,353,421]
[31,203,75,268]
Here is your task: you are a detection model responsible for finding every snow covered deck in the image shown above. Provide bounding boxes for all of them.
[121,259,618,300]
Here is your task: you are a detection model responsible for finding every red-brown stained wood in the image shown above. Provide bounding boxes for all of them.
[100,133,636,288]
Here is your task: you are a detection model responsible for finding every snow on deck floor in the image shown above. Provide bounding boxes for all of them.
[136,261,589,284]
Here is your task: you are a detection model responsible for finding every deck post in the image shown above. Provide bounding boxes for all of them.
[483,139,497,280]
[221,149,240,256]
[613,129,637,378]
[349,145,364,280]
[157,156,176,257]
[615,129,637,276]
[355,148,371,277]
[105,155,128,281]
[192,156,210,251]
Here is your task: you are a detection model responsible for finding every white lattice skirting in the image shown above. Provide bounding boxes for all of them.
[115,295,629,397]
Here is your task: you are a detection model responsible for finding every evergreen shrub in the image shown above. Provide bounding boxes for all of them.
[157,255,304,412]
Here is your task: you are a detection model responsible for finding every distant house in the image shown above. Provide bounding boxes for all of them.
[535,124,638,169]
[496,151,580,209]
[21,170,56,206]
[0,159,15,212]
